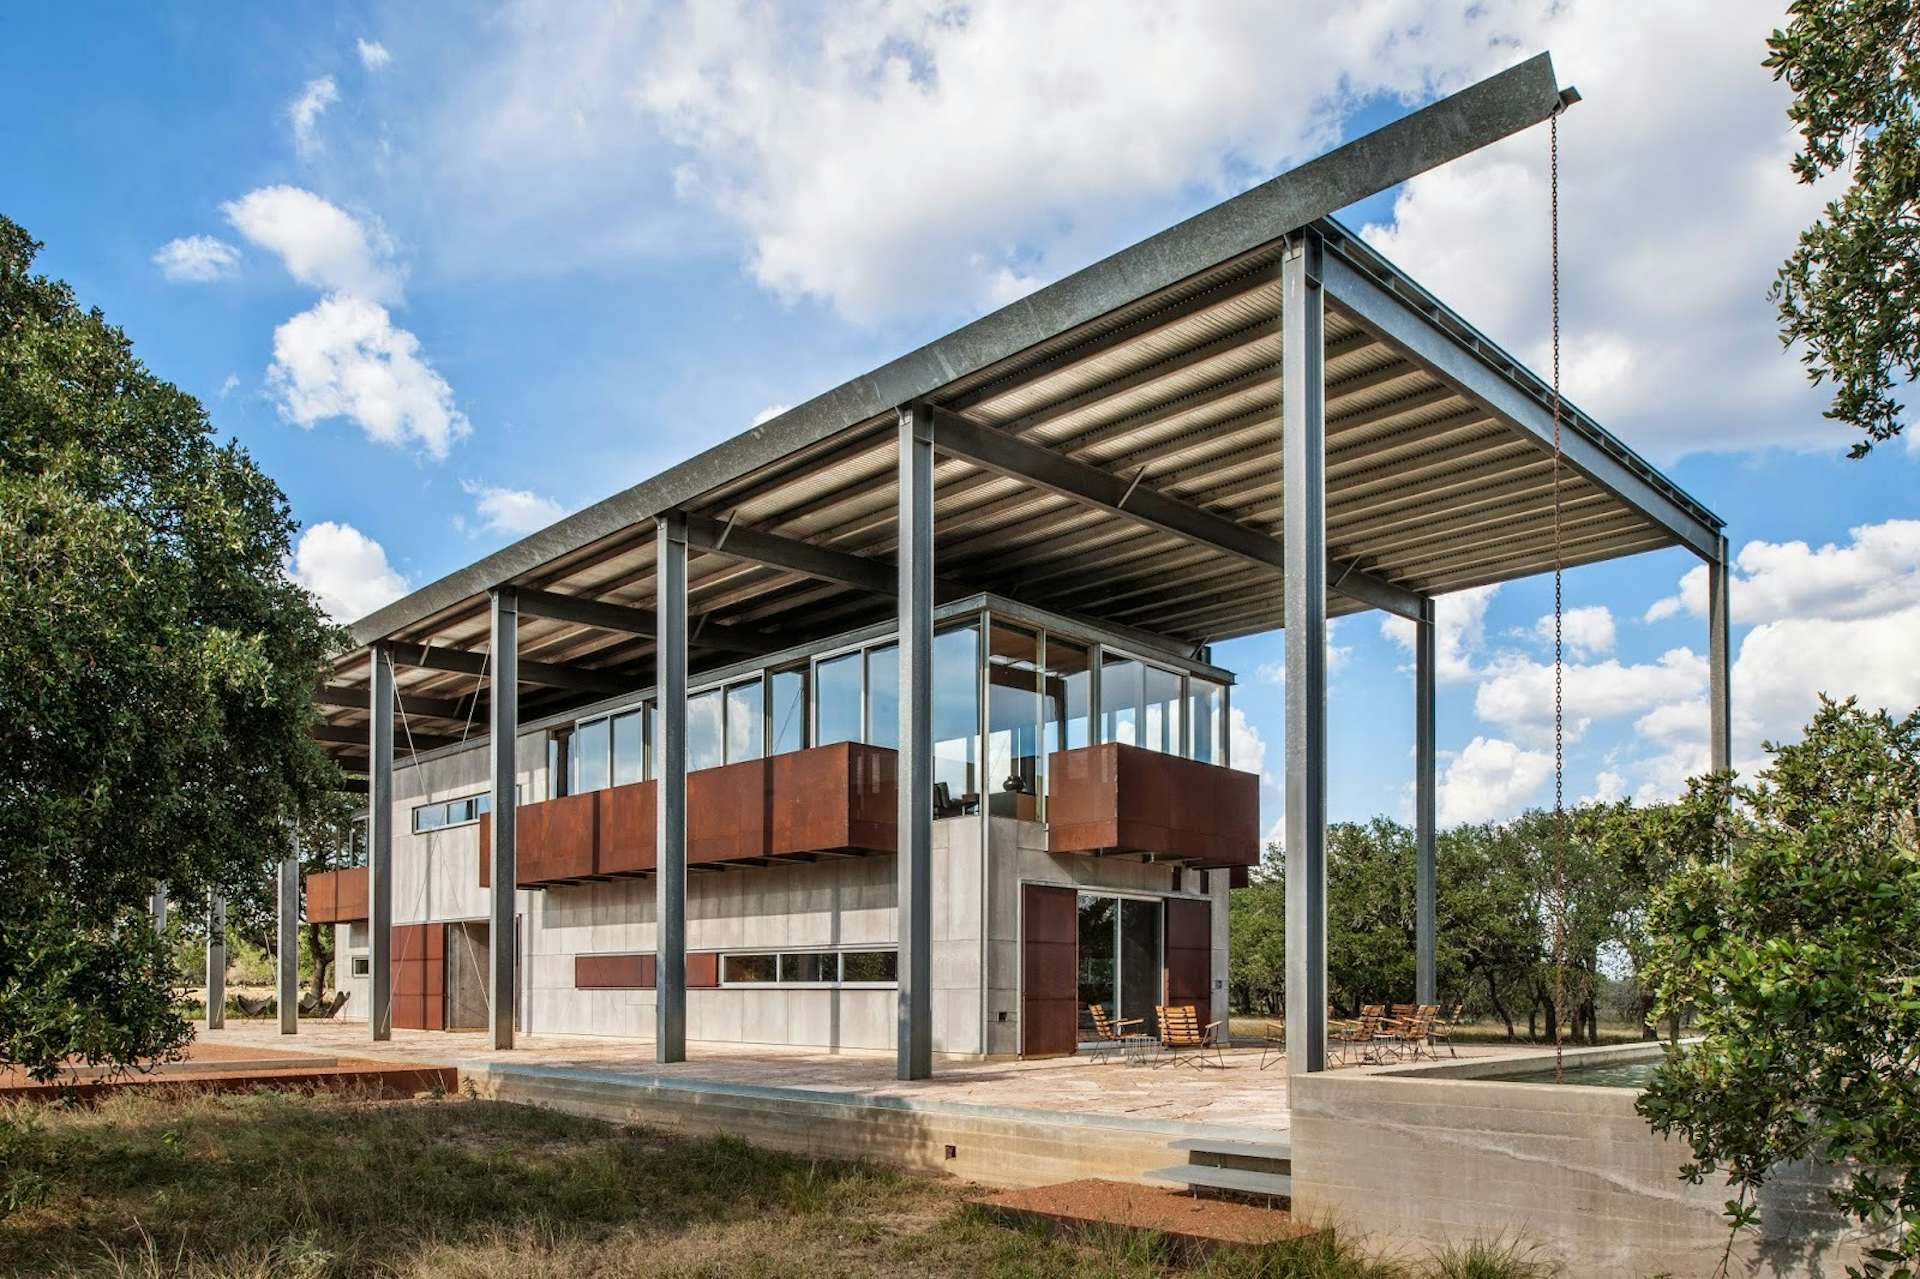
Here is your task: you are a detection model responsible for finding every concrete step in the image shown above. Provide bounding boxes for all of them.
[1168,1135,1292,1164]
[1145,1163,1293,1201]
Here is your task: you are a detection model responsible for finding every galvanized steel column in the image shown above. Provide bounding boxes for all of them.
[1414,596,1437,1006]
[1708,533,1732,773]
[368,645,395,1041]
[896,403,935,1081]
[488,587,519,1050]
[149,886,167,934]
[206,893,226,1030]
[277,841,299,1034]
[655,512,689,1063]
[1283,229,1329,1075]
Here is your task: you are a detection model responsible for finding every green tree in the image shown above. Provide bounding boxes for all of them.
[1767,2,1920,457]
[0,217,342,1079]
[1637,698,1920,1276]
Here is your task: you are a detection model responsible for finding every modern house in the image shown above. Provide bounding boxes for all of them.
[292,53,1732,1080]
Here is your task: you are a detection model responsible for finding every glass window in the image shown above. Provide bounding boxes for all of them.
[573,717,611,793]
[1040,636,1090,816]
[687,689,724,772]
[987,624,1041,819]
[815,650,862,746]
[841,950,899,983]
[933,622,979,817]
[866,643,899,748]
[547,728,572,799]
[721,953,777,984]
[1143,664,1183,756]
[1100,654,1142,746]
[780,952,836,983]
[351,956,370,977]
[612,710,645,786]
[1188,678,1225,764]
[648,702,660,779]
[769,665,807,755]
[413,802,447,833]
[726,679,763,763]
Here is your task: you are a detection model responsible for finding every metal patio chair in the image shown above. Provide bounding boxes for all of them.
[233,994,274,1019]
[1153,1004,1225,1069]
[1085,1003,1146,1064]
[1333,1012,1393,1067]
[1258,1020,1286,1070]
[1429,1003,1464,1058]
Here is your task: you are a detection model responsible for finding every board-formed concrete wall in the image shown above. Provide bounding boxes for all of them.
[1289,1048,1873,1278]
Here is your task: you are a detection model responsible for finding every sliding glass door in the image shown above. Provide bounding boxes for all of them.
[1075,892,1165,1040]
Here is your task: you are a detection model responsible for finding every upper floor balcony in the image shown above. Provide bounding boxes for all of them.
[305,866,370,923]
[1044,742,1260,870]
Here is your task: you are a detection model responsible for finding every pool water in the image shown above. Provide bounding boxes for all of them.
[1482,1059,1658,1088]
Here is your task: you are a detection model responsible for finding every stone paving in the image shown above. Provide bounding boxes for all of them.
[197,1019,1511,1135]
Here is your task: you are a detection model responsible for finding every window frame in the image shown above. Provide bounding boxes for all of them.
[714,948,901,988]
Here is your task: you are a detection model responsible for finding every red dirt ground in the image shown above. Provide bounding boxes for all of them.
[0,1040,456,1100]
[972,1179,1322,1251]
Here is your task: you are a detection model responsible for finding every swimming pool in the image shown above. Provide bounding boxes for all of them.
[1480,1058,1657,1088]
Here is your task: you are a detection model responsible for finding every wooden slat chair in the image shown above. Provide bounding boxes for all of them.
[1153,1004,1225,1069]
[1085,1003,1143,1064]
[1333,1012,1391,1067]
[1429,1003,1464,1059]
[1386,1005,1440,1062]
[1258,1020,1286,1070]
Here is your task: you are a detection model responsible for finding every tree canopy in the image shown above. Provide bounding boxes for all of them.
[1637,698,1920,1276]
[1767,1,1920,457]
[0,216,342,1078]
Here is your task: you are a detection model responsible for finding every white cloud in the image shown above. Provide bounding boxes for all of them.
[750,403,791,427]
[1438,736,1553,826]
[288,521,409,623]
[463,480,565,535]
[1474,647,1709,746]
[357,38,392,70]
[1255,620,1352,687]
[218,373,239,398]
[1381,584,1499,682]
[223,186,404,304]
[1229,705,1270,784]
[1361,3,1840,460]
[1583,769,1627,805]
[289,76,340,156]
[633,1,1523,324]
[1645,521,1920,626]
[1530,604,1616,659]
[267,294,471,459]
[153,235,240,283]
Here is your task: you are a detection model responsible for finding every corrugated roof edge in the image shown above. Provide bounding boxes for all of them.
[348,52,1571,650]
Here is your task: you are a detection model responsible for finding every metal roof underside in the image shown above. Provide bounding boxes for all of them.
[312,57,1721,769]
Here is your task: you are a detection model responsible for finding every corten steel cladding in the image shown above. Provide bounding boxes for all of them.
[480,742,899,888]
[1164,897,1212,1009]
[303,867,370,924]
[390,923,446,1031]
[1021,884,1079,1057]
[1045,743,1259,867]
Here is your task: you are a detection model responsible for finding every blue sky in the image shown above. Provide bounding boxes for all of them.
[7,2,1917,835]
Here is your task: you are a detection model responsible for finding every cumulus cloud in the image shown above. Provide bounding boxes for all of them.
[1438,736,1553,826]
[462,480,565,535]
[223,186,404,303]
[289,76,339,155]
[357,38,392,70]
[1645,521,1920,626]
[1380,584,1498,682]
[1229,705,1270,784]
[1530,604,1615,659]
[267,295,471,458]
[633,0,1522,324]
[1254,620,1352,687]
[288,521,409,622]
[750,403,791,427]
[1474,648,1709,746]
[153,235,240,283]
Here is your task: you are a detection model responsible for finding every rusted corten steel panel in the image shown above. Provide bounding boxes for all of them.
[390,922,445,1031]
[1164,896,1212,1009]
[575,953,656,989]
[304,867,369,923]
[686,951,720,988]
[1046,743,1259,868]
[1021,883,1079,1057]
[480,742,898,887]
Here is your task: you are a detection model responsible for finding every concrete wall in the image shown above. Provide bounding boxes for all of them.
[1290,1046,1874,1278]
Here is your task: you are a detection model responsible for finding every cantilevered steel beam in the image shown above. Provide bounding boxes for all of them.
[384,641,628,695]
[686,513,895,596]
[314,685,470,721]
[516,585,782,656]
[1320,245,1721,562]
[926,404,1423,621]
[313,724,464,753]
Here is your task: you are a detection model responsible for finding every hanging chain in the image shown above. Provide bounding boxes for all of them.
[1550,109,1568,1085]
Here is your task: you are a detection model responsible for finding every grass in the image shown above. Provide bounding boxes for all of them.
[0,1088,1556,1278]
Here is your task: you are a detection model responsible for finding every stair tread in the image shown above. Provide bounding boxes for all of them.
[1144,1164,1294,1197]
[1167,1136,1292,1161]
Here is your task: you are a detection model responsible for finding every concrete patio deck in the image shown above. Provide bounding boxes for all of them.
[195,1019,1511,1187]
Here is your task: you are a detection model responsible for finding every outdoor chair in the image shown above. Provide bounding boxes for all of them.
[1333,1012,1392,1067]
[1328,1003,1384,1039]
[1385,1005,1439,1061]
[1429,1003,1464,1058]
[1258,1020,1286,1070]
[298,991,320,1015]
[1086,1003,1147,1064]
[233,994,274,1019]
[1153,1004,1224,1069]
[316,991,349,1019]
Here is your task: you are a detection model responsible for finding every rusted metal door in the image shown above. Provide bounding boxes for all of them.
[390,922,446,1030]
[1163,897,1211,1011]
[1020,884,1078,1057]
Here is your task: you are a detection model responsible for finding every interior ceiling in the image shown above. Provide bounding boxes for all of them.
[313,221,1705,770]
